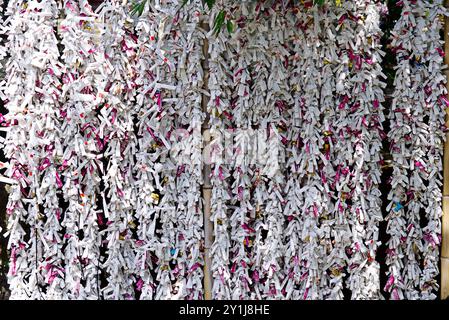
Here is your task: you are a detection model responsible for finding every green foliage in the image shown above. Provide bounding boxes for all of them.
[130,0,146,16]
[203,0,216,9]
[213,10,226,35]
[226,20,234,34]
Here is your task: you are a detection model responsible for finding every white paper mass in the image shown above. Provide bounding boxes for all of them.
[386,0,447,300]
[0,0,446,300]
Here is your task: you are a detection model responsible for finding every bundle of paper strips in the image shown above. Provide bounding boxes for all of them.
[0,0,446,300]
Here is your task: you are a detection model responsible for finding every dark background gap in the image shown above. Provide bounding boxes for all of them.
[375,0,402,300]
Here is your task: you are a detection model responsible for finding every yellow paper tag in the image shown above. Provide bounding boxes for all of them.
[151,192,160,204]
[331,268,341,276]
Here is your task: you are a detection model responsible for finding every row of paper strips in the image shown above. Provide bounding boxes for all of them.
[0,0,446,299]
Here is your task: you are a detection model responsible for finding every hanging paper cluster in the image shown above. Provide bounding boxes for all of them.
[206,0,386,299]
[0,0,205,299]
[0,0,447,300]
[0,0,67,299]
[386,0,447,300]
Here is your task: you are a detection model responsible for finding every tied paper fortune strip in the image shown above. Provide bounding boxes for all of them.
[59,0,104,299]
[225,0,258,300]
[282,2,308,300]
[387,0,447,300]
[205,0,388,300]
[133,0,168,299]
[293,4,329,300]
[168,0,205,300]
[133,0,205,300]
[0,0,448,301]
[1,0,66,299]
[337,0,385,300]
[250,1,291,300]
[206,4,233,299]
[97,0,139,300]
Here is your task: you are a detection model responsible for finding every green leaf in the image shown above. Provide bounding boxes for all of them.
[204,0,216,9]
[314,0,326,6]
[131,0,146,16]
[213,10,226,35]
[181,0,189,8]
[226,20,234,34]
